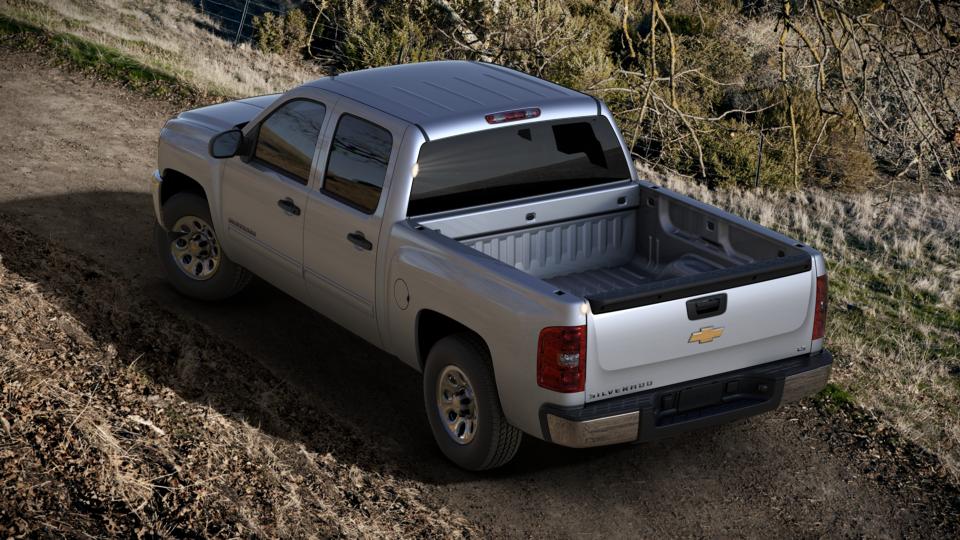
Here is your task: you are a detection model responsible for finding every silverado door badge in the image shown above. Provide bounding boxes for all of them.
[689,326,724,344]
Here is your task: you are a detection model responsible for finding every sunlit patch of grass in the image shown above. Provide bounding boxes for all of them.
[0,15,205,103]
[0,0,324,99]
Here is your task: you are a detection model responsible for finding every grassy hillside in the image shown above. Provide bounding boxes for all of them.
[0,0,322,98]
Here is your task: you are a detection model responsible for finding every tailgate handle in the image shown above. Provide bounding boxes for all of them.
[687,294,727,320]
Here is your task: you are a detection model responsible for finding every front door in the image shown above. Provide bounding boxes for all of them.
[220,98,329,297]
[302,105,402,346]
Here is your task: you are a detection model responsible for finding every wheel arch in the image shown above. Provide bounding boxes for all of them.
[159,169,208,205]
[415,309,491,371]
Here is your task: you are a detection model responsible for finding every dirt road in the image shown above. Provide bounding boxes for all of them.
[1,48,957,537]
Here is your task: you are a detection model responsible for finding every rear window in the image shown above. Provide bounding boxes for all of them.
[408,116,631,216]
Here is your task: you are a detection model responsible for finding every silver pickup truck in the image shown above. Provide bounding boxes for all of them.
[152,61,831,470]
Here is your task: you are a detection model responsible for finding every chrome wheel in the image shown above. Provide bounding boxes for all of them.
[169,215,221,281]
[436,365,478,445]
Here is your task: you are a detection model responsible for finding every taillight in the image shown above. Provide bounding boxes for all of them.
[537,325,586,393]
[485,108,540,124]
[812,274,828,340]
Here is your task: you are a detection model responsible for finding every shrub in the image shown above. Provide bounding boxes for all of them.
[701,125,795,189]
[754,86,876,190]
[252,12,283,55]
[252,9,309,58]
[337,1,445,71]
[283,9,309,55]
[421,0,619,90]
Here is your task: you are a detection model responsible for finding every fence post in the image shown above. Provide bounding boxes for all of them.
[754,129,765,188]
[235,0,251,45]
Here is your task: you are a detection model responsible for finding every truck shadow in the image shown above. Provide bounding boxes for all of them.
[0,190,627,476]
[0,190,873,535]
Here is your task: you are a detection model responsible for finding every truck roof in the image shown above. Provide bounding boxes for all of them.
[304,61,599,141]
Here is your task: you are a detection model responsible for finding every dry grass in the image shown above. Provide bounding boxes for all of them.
[644,166,960,479]
[0,225,474,538]
[0,0,322,98]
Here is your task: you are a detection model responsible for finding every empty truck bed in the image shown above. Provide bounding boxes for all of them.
[547,266,651,297]
[544,252,726,298]
[422,181,809,313]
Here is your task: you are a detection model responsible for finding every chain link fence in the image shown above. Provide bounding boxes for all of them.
[195,0,292,45]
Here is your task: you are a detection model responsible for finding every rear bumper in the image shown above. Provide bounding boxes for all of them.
[541,349,832,448]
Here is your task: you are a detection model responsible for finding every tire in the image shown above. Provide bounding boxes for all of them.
[423,333,522,471]
[154,192,251,301]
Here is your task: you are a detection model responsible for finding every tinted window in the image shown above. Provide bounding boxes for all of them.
[322,115,393,214]
[255,99,326,184]
[409,117,631,215]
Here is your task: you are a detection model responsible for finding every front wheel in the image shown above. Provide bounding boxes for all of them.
[154,192,251,301]
[423,334,522,470]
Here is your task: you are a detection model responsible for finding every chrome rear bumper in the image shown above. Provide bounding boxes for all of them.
[546,411,641,448]
[781,361,833,404]
[542,350,833,449]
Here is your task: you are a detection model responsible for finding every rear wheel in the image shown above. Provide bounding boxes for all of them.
[423,334,522,470]
[154,193,251,301]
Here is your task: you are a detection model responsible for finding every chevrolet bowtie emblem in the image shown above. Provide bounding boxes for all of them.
[689,326,724,344]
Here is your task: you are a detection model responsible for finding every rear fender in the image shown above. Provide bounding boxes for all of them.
[383,221,586,437]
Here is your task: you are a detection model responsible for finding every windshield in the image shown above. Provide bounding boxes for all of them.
[408,116,631,216]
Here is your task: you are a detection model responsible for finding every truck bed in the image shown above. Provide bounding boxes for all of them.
[430,181,807,312]
[547,265,652,298]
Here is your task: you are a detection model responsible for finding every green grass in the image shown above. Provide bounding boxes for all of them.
[816,383,855,411]
[0,15,214,105]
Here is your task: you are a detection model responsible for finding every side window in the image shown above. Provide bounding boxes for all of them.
[254,99,326,184]
[322,114,393,214]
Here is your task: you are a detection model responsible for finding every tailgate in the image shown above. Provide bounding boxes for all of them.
[583,263,818,403]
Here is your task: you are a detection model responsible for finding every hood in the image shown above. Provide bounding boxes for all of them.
[177,94,280,132]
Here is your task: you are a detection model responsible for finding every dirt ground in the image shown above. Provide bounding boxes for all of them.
[0,47,958,537]
[0,223,476,538]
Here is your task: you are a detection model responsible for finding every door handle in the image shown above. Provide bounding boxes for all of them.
[347,231,373,251]
[277,198,301,216]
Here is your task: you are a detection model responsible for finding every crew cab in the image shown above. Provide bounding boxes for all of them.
[152,61,831,470]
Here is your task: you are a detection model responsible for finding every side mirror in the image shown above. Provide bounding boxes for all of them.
[209,128,243,159]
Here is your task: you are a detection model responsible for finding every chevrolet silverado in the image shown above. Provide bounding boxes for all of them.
[152,61,831,470]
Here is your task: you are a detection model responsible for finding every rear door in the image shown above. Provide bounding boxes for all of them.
[301,101,405,346]
[584,268,818,402]
[220,98,331,296]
